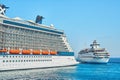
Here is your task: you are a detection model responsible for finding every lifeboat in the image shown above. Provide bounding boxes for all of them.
[22,50,31,55]
[42,50,49,55]
[50,51,57,55]
[32,50,41,55]
[0,49,7,53]
[9,49,20,54]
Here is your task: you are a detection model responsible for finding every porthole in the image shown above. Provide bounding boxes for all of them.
[6,60,8,62]
[3,60,5,62]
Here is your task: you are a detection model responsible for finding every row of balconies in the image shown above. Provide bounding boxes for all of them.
[0,40,67,51]
[0,26,68,51]
[2,26,61,38]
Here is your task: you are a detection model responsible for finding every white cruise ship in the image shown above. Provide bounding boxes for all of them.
[0,4,78,71]
[78,40,110,63]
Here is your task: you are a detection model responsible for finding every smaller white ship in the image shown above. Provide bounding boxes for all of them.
[78,40,110,63]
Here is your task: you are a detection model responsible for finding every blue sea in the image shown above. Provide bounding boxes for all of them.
[0,58,120,80]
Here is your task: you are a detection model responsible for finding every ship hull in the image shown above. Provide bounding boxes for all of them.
[0,55,78,71]
[79,57,109,63]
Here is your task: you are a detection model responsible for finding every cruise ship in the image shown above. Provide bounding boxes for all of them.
[78,40,110,63]
[0,4,78,71]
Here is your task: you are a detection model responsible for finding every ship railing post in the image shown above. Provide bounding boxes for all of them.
[7,47,10,54]
[19,48,22,54]
[30,49,32,55]
[48,49,50,55]
[40,49,42,55]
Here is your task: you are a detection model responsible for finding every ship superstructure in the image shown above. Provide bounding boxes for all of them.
[0,4,78,71]
[78,40,110,63]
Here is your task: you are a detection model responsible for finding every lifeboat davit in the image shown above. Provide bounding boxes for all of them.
[0,49,7,53]
[9,49,20,54]
[42,50,49,55]
[22,50,31,54]
[32,50,41,55]
[50,51,57,55]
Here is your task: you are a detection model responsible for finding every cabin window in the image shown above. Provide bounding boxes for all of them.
[5,60,7,62]
[3,60,5,62]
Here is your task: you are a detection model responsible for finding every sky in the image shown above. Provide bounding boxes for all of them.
[1,0,120,57]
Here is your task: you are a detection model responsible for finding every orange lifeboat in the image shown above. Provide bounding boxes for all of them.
[50,51,57,55]
[32,50,41,55]
[9,49,20,54]
[22,50,31,55]
[42,50,49,55]
[0,49,7,53]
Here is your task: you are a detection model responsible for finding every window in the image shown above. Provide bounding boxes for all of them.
[6,60,8,62]
[3,60,5,62]
[21,60,23,62]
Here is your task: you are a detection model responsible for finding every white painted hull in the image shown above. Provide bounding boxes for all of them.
[0,55,78,71]
[79,57,109,63]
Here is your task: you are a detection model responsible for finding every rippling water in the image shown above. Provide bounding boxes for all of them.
[0,58,120,80]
